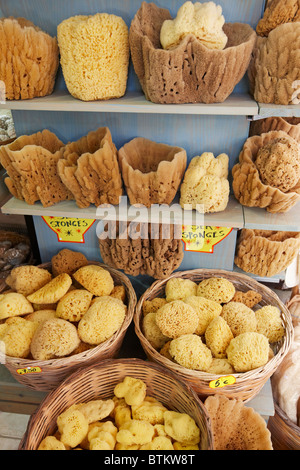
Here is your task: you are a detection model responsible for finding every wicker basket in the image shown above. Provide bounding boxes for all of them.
[0,261,136,392]
[134,269,293,402]
[267,403,300,450]
[18,358,214,450]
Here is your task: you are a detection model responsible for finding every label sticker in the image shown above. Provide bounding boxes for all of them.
[182,226,233,253]
[209,376,236,389]
[42,216,96,243]
[17,366,42,375]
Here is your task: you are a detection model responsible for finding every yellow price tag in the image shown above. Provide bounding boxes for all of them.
[42,216,96,243]
[209,376,236,389]
[17,366,42,375]
[182,226,233,253]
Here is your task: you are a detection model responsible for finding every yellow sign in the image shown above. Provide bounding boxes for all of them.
[17,366,42,375]
[182,226,233,253]
[209,376,236,389]
[42,217,96,243]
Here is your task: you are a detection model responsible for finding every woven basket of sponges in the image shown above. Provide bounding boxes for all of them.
[134,269,293,402]
[0,261,136,392]
[267,404,300,450]
[18,358,214,450]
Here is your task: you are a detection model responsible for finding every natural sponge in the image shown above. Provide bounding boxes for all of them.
[169,334,213,371]
[51,249,89,277]
[197,277,235,303]
[0,317,38,358]
[57,408,89,449]
[180,152,230,213]
[155,300,199,339]
[0,292,34,320]
[114,376,147,407]
[57,13,129,101]
[226,332,269,373]
[27,273,72,305]
[256,0,300,37]
[185,295,222,335]
[221,302,257,337]
[0,17,59,100]
[160,1,228,50]
[142,312,170,350]
[56,289,93,323]
[205,316,234,358]
[164,410,200,446]
[255,305,285,343]
[5,265,52,297]
[73,265,114,297]
[165,277,197,302]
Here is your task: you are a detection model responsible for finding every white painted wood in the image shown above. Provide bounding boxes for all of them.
[243,203,300,232]
[258,103,300,118]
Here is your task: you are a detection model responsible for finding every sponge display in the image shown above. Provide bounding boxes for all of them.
[57,13,130,101]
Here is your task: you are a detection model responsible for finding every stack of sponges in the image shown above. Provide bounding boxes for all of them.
[57,13,130,101]
[180,152,230,213]
[37,376,201,450]
[0,249,127,361]
[141,276,285,374]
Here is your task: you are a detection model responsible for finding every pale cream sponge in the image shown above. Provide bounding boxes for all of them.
[57,13,130,101]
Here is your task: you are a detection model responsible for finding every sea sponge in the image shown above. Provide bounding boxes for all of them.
[140,435,174,450]
[110,285,126,303]
[160,1,227,50]
[132,397,168,425]
[226,332,270,373]
[56,289,93,323]
[255,305,285,343]
[173,442,199,450]
[204,395,273,450]
[5,265,52,296]
[57,408,89,449]
[88,421,118,450]
[38,436,66,451]
[221,302,257,337]
[197,277,235,303]
[25,309,57,326]
[164,410,200,446]
[255,137,300,193]
[57,13,129,101]
[231,290,262,308]
[111,398,132,428]
[0,316,38,358]
[51,249,89,277]
[185,295,222,335]
[142,298,167,316]
[205,316,234,358]
[116,420,155,446]
[0,292,34,320]
[30,318,80,361]
[155,300,199,339]
[77,296,126,345]
[180,152,230,213]
[114,376,147,407]
[27,273,72,305]
[142,312,170,350]
[73,265,114,297]
[165,278,197,302]
[206,358,235,375]
[256,0,300,37]
[159,341,173,361]
[169,334,213,371]
[72,400,115,424]
[0,17,59,100]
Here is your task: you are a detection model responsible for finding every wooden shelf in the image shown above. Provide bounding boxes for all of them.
[0,90,259,116]
[243,204,300,232]
[258,102,300,118]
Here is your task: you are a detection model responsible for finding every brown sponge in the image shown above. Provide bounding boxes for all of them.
[256,0,300,37]
[249,117,300,142]
[129,2,256,104]
[0,17,59,100]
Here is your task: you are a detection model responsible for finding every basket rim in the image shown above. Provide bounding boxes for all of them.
[134,268,294,384]
[19,357,214,450]
[273,402,300,436]
[1,260,137,368]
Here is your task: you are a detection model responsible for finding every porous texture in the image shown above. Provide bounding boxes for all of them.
[255,305,285,343]
[235,229,300,277]
[221,301,257,337]
[0,316,38,358]
[232,131,300,213]
[205,316,234,358]
[57,13,129,101]
[0,292,34,320]
[169,334,213,371]
[77,296,126,345]
[114,377,147,407]
[204,395,273,450]
[0,130,72,207]
[165,278,197,302]
[231,290,262,308]
[142,312,170,350]
[248,22,300,105]
[116,420,155,446]
[27,273,72,305]
[196,277,235,303]
[5,265,52,297]
[57,408,89,449]
[249,116,300,142]
[72,400,115,424]
[38,436,66,451]
[57,127,123,208]
[160,1,227,50]
[30,318,80,360]
[0,17,59,100]
[207,358,235,375]
[73,265,114,297]
[25,309,56,326]
[51,249,89,277]
[164,410,200,445]
[226,332,269,373]
[56,289,93,323]
[118,137,187,207]
[184,295,222,335]
[155,300,199,339]
[256,0,300,37]
[131,397,168,425]
[180,152,230,213]
[99,223,183,279]
[142,298,167,316]
[129,2,256,104]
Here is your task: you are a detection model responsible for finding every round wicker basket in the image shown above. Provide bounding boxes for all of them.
[134,269,294,402]
[18,358,214,450]
[0,261,136,392]
[267,403,300,450]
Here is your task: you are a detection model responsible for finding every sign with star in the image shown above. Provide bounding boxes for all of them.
[42,217,96,243]
[182,226,233,253]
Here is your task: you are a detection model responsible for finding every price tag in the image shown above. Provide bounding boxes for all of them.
[209,376,236,389]
[182,226,233,253]
[17,366,42,375]
[42,216,96,243]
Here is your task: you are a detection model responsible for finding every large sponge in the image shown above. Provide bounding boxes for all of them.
[221,302,257,337]
[73,265,114,297]
[169,334,213,371]
[197,277,235,303]
[226,332,269,373]
[155,300,199,339]
[57,13,129,101]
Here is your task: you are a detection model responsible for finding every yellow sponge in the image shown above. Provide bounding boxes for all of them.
[57,13,129,101]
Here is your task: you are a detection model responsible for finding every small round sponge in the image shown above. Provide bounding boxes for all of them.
[169,334,213,371]
[73,265,114,297]
[78,296,126,345]
[142,311,170,350]
[155,300,199,339]
[0,317,39,358]
[205,316,234,358]
[56,289,93,322]
[197,277,235,303]
[255,305,285,343]
[185,295,222,335]
[221,302,257,337]
[165,278,197,302]
[226,332,269,373]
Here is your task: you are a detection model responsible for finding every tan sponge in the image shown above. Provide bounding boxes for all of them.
[57,13,130,101]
